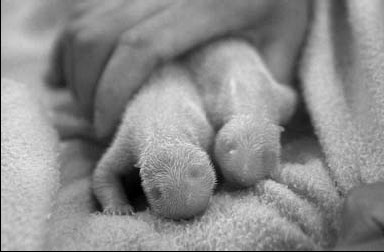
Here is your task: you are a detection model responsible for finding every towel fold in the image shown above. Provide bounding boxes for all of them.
[300,0,384,195]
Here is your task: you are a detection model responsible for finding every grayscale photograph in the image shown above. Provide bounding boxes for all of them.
[1,0,383,251]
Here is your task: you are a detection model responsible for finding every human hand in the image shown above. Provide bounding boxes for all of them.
[47,0,309,139]
[335,183,384,251]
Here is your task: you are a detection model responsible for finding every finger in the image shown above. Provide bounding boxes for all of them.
[68,0,119,19]
[235,0,309,84]
[338,183,384,246]
[45,31,67,87]
[44,2,108,89]
[259,0,309,83]
[60,6,122,115]
[94,0,277,139]
[69,0,175,116]
[70,27,116,116]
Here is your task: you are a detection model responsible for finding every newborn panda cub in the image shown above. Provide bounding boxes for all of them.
[93,65,216,219]
[188,40,297,187]
[93,39,297,219]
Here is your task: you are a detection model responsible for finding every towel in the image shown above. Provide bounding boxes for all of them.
[1,79,60,250]
[300,0,384,195]
[1,0,383,250]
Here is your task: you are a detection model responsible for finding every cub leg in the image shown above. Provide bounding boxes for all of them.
[189,40,297,188]
[93,141,135,215]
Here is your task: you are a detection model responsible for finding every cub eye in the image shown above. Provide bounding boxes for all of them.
[223,139,237,152]
[189,168,201,178]
[150,187,162,200]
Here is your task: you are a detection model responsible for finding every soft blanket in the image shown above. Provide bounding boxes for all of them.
[301,0,384,194]
[1,0,383,250]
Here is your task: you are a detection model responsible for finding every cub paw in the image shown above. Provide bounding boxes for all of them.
[103,204,135,216]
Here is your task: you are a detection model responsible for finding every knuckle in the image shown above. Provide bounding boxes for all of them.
[119,30,168,63]
[64,22,100,48]
[119,30,150,50]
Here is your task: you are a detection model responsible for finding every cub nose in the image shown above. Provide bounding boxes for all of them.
[172,182,212,220]
[153,179,212,220]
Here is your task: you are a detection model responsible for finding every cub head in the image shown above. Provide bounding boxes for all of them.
[214,115,281,188]
[139,143,216,220]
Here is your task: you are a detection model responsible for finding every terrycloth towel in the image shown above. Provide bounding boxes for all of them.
[1,0,383,250]
[1,79,60,250]
[300,0,384,195]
